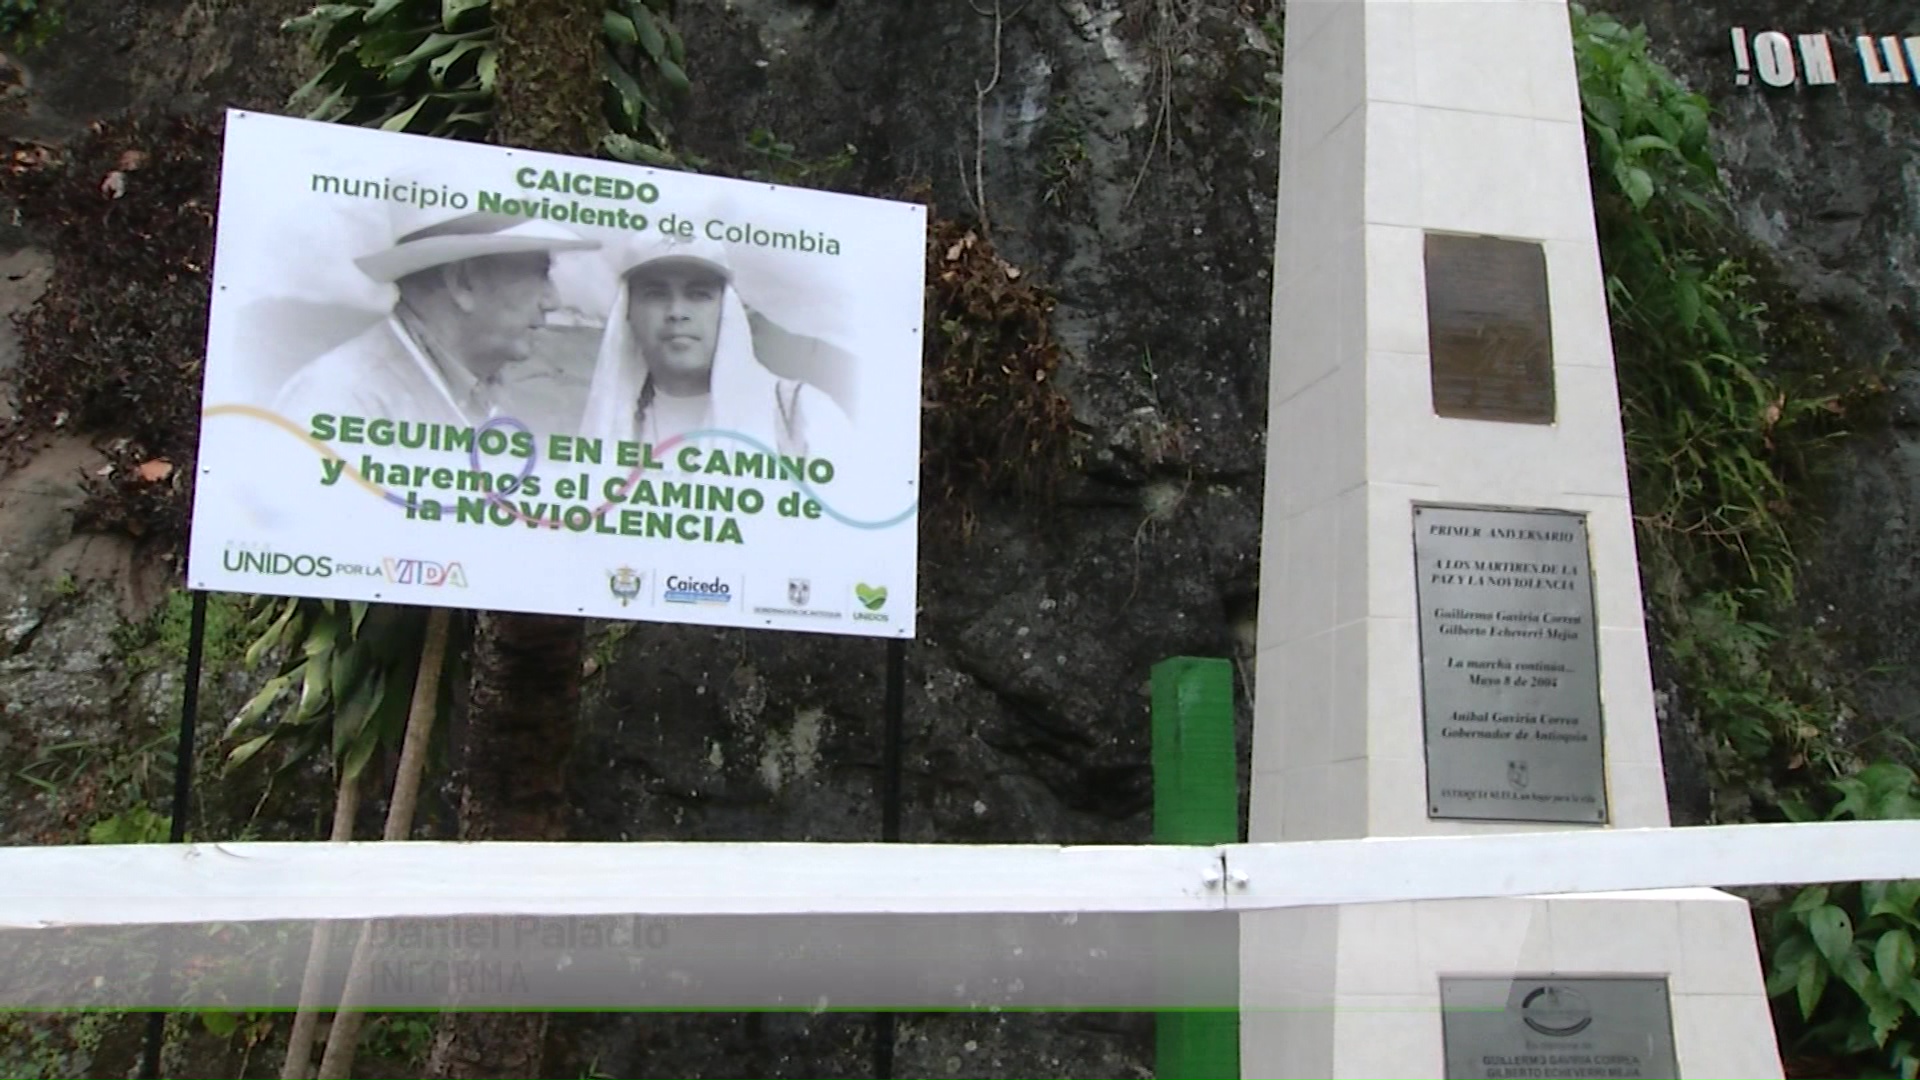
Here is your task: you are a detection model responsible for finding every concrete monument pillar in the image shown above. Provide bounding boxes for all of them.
[1242,2,1783,1075]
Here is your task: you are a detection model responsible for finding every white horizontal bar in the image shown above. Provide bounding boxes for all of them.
[1225,820,1920,909]
[1,822,1914,929]
[0,842,1224,927]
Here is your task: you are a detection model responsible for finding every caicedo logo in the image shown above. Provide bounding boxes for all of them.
[664,575,731,606]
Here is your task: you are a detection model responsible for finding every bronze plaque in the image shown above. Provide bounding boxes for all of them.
[1425,234,1556,424]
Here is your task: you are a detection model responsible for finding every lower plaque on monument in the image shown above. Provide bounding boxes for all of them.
[1413,504,1608,823]
[1440,976,1680,1080]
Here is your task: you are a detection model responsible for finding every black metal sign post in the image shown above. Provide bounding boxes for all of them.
[139,589,209,1080]
[873,637,905,1080]
[882,639,904,840]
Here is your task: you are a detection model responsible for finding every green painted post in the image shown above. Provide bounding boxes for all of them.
[1151,656,1240,1080]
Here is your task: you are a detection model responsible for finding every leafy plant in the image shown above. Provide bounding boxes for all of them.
[283,0,689,162]
[0,1017,72,1080]
[0,0,58,46]
[360,1013,436,1061]
[18,728,179,838]
[599,0,690,164]
[283,0,499,139]
[112,590,255,671]
[0,0,37,34]
[1040,131,1088,208]
[922,216,1079,519]
[222,597,456,784]
[1239,14,1284,140]
[738,127,857,187]
[222,595,466,1078]
[1577,6,1809,592]
[1573,4,1885,810]
[1660,589,1847,787]
[1768,763,1920,1078]
[1576,16,1908,1071]
[84,803,171,845]
[15,737,91,794]
[200,1008,277,1048]
[0,1011,124,1080]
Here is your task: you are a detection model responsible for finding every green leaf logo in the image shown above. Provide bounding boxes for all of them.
[855,583,887,611]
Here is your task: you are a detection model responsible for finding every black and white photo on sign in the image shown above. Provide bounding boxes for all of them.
[267,186,601,434]
[238,186,872,455]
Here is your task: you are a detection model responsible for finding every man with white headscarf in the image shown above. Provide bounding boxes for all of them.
[580,236,854,465]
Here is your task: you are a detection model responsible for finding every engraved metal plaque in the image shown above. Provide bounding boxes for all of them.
[1414,504,1608,823]
[1441,976,1680,1080]
[1425,234,1556,424]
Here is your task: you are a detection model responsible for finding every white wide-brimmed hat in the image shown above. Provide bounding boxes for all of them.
[354,195,601,284]
[616,234,734,285]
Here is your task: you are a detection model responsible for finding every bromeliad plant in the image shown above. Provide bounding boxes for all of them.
[285,0,496,140]
[223,596,455,783]
[283,0,688,163]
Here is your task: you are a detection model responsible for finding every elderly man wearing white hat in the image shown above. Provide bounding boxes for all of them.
[580,235,853,464]
[271,200,600,431]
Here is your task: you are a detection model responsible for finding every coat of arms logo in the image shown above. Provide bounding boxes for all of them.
[609,567,643,606]
[788,578,811,607]
[1507,759,1530,791]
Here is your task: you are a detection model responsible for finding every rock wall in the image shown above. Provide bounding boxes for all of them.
[0,0,1915,1076]
[1621,0,1920,745]
[552,3,1275,1073]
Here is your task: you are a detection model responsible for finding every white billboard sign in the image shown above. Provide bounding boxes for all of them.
[187,110,923,638]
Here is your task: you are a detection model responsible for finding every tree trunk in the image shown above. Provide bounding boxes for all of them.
[317,608,453,1080]
[442,612,583,847]
[423,3,602,1074]
[424,613,587,1079]
[279,769,361,1080]
[488,0,604,155]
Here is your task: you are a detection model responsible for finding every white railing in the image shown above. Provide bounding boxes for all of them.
[3,820,1915,928]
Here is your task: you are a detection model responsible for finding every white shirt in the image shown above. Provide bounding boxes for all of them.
[270,317,498,433]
